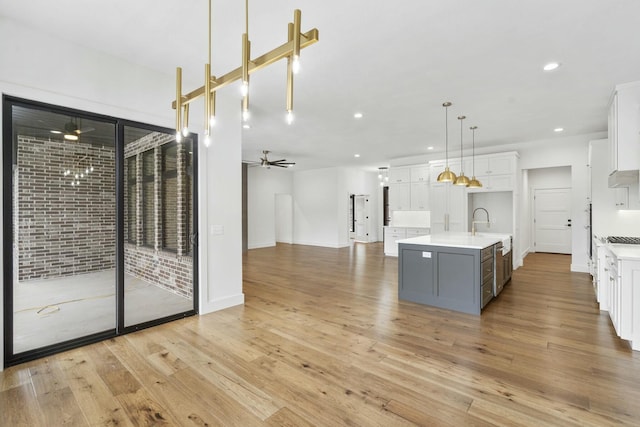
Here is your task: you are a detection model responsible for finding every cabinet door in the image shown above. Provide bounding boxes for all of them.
[471,157,490,176]
[486,174,513,191]
[614,187,628,209]
[410,165,430,182]
[448,184,466,231]
[430,162,445,182]
[488,156,514,175]
[429,184,447,232]
[389,183,411,211]
[384,228,406,256]
[388,167,411,183]
[410,181,430,210]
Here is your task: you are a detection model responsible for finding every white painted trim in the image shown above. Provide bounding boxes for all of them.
[293,240,351,249]
[199,294,245,315]
[571,264,590,273]
[248,242,276,250]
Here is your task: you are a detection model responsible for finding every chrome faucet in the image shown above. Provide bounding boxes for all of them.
[471,207,490,236]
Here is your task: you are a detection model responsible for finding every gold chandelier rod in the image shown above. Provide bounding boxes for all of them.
[172,27,319,110]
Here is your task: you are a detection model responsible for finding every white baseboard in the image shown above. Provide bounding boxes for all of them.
[247,241,275,249]
[199,293,245,315]
[293,240,350,249]
[571,264,590,273]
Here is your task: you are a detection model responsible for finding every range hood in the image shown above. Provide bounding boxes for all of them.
[609,169,639,187]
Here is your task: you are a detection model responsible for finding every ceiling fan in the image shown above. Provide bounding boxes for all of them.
[50,118,95,141]
[247,150,295,168]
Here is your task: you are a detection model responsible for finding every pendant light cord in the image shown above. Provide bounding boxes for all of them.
[445,106,449,164]
[245,0,249,36]
[459,117,463,165]
[208,0,212,65]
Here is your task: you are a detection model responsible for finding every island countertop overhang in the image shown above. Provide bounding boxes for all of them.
[397,232,508,250]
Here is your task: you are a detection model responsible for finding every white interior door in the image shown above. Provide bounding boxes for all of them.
[354,195,369,242]
[534,188,572,254]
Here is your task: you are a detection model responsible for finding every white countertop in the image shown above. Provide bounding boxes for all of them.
[397,232,507,250]
[592,235,640,260]
[608,244,640,261]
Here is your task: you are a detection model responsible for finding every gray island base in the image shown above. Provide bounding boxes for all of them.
[398,233,507,315]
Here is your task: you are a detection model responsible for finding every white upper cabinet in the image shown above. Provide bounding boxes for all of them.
[388,167,411,184]
[608,81,640,175]
[410,181,429,210]
[389,182,411,211]
[465,152,518,192]
[410,165,430,182]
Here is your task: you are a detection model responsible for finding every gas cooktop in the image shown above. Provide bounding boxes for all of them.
[607,236,640,244]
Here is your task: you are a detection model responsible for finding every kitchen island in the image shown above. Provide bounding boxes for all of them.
[397,233,508,315]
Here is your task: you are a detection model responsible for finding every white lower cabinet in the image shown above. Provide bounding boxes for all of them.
[384,226,430,256]
[384,227,406,256]
[599,246,640,351]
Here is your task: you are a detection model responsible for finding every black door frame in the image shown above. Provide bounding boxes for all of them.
[2,95,198,367]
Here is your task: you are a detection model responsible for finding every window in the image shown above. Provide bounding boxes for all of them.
[126,156,137,244]
[161,142,178,251]
[142,149,155,247]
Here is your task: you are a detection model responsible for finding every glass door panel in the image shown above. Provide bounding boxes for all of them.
[123,126,195,327]
[10,105,116,354]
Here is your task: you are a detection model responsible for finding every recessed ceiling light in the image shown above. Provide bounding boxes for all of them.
[243,124,251,129]
[427,146,434,150]
[543,62,560,71]
[554,127,564,132]
[354,154,360,158]
[50,130,62,134]
[354,112,363,119]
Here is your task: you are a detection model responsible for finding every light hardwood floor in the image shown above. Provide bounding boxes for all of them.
[2,243,640,426]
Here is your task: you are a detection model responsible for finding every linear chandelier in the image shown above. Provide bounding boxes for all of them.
[172,0,319,147]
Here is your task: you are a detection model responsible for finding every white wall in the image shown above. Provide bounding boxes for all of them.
[517,136,592,272]
[293,168,342,247]
[590,139,640,237]
[247,167,293,248]
[275,194,293,244]
[244,167,380,249]
[0,17,243,370]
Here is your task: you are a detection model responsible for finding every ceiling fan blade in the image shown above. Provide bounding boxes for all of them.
[76,126,95,134]
[270,163,289,168]
[268,159,286,163]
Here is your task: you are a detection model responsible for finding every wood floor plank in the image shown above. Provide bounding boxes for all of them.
[0,383,46,426]
[2,244,640,426]
[57,349,135,427]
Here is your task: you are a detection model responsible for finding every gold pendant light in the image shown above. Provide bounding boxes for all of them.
[454,115,470,186]
[468,125,482,188]
[172,0,319,145]
[437,102,457,183]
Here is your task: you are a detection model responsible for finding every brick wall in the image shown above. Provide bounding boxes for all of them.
[16,136,116,280]
[124,132,193,299]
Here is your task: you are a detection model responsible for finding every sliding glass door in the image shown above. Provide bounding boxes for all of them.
[7,104,117,357]
[3,97,197,367]
[122,125,196,328]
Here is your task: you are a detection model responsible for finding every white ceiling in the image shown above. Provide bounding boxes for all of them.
[2,0,640,170]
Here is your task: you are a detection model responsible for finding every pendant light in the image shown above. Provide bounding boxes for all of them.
[436,102,457,183]
[454,115,470,186]
[172,0,319,146]
[468,125,483,188]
